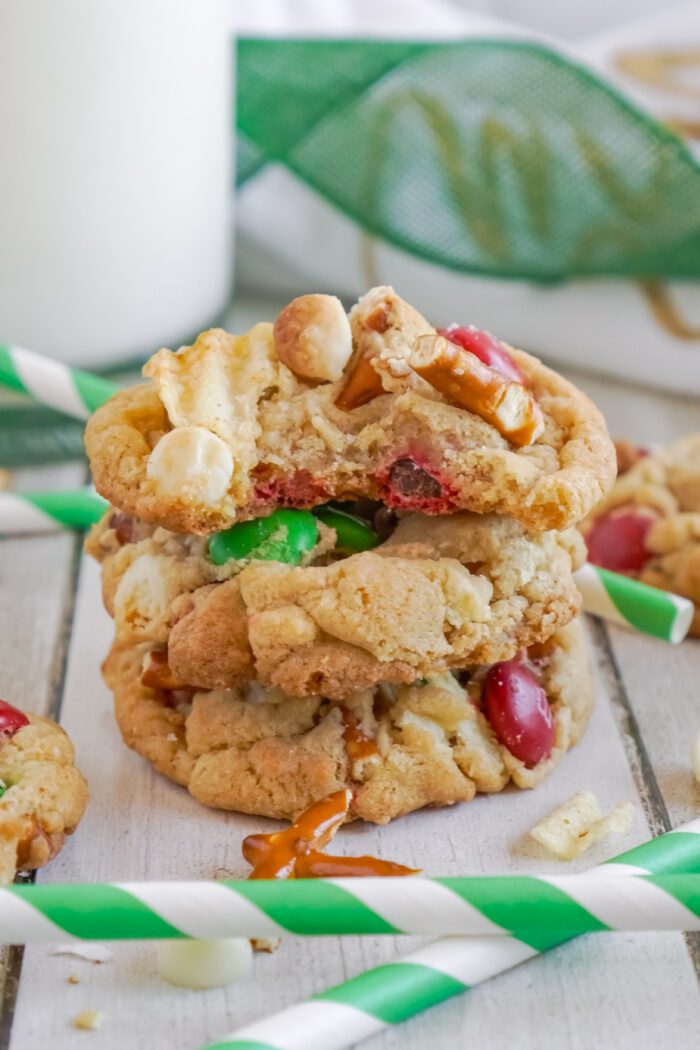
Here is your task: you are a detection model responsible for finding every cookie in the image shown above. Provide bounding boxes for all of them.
[0,701,88,881]
[584,434,700,636]
[103,617,594,825]
[85,286,615,535]
[87,506,585,699]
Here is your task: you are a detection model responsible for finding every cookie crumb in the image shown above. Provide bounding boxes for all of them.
[72,1010,103,1031]
[67,974,80,985]
[529,791,634,860]
[251,937,280,954]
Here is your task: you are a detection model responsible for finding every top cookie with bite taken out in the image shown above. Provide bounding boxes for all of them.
[85,286,616,535]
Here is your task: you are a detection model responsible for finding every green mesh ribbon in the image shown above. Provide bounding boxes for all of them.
[236,37,700,280]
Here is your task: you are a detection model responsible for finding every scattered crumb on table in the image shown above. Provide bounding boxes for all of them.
[529,790,635,860]
[72,1010,103,1031]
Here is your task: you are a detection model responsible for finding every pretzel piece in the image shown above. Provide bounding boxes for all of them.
[335,355,385,410]
[410,334,544,446]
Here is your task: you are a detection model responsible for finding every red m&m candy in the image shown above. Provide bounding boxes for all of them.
[0,700,29,738]
[585,510,653,573]
[483,659,554,767]
[438,325,525,384]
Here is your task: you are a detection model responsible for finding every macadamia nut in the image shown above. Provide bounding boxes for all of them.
[274,294,352,382]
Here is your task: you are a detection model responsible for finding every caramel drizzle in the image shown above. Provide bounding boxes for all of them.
[340,706,380,764]
[295,853,418,878]
[243,789,352,880]
[141,650,192,693]
[242,789,418,880]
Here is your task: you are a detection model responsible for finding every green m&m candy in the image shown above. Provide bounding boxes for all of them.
[313,506,379,554]
[208,509,319,567]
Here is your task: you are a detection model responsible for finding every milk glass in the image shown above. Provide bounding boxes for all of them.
[0,0,232,365]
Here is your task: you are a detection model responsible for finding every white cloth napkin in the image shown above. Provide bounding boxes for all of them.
[232,2,700,395]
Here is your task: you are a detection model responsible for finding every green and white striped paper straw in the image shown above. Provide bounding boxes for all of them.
[574,562,693,644]
[0,491,108,535]
[0,344,117,419]
[3,873,700,944]
[204,818,700,1050]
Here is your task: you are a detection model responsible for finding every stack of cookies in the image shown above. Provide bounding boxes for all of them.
[84,287,616,824]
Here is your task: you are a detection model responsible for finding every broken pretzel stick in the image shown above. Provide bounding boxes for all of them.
[334,355,385,410]
[411,333,544,446]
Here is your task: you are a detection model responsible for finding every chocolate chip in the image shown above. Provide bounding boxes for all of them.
[388,459,443,500]
[109,511,136,545]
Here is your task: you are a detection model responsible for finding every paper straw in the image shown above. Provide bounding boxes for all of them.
[574,562,693,644]
[0,491,108,535]
[0,343,117,419]
[204,819,700,1050]
[3,873,700,945]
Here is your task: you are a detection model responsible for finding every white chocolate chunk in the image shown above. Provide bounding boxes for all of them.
[144,325,277,501]
[114,553,179,635]
[529,791,635,860]
[157,938,253,989]
[147,426,233,507]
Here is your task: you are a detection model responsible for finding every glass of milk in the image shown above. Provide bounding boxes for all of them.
[0,0,232,365]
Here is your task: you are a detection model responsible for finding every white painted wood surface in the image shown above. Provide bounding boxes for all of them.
[0,342,699,1049]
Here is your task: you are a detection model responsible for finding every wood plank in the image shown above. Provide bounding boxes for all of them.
[600,621,700,981]
[0,465,84,716]
[8,558,700,1050]
[603,625,700,829]
[0,465,84,1044]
